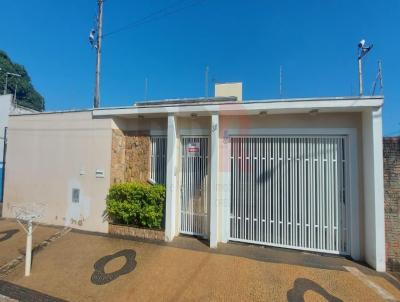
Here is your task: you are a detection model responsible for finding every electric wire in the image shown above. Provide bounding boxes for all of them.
[102,0,206,38]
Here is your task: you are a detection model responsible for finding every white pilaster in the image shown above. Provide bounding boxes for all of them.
[348,129,361,261]
[209,114,219,248]
[362,107,385,271]
[165,114,177,242]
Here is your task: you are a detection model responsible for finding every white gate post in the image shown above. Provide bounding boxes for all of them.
[25,221,32,276]
[165,114,178,242]
[209,114,219,248]
[362,107,385,271]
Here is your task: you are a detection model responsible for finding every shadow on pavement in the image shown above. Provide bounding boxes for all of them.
[0,280,67,302]
[287,278,343,302]
[0,229,18,242]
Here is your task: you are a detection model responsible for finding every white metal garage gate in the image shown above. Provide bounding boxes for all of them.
[180,136,209,238]
[230,136,349,254]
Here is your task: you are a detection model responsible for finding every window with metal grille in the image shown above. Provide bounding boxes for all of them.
[150,136,167,185]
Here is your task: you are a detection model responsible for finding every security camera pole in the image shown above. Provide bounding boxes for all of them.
[357,39,373,96]
[93,0,104,108]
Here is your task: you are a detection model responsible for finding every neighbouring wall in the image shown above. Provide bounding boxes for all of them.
[0,95,13,163]
[384,137,400,272]
[2,111,113,233]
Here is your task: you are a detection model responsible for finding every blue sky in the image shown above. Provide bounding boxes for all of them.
[0,0,399,135]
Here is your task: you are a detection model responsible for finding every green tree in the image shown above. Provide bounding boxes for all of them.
[0,50,44,111]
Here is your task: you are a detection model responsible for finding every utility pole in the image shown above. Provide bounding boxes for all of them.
[93,0,104,108]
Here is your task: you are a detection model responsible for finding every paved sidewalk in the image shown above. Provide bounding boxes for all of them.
[0,220,399,302]
[0,219,61,268]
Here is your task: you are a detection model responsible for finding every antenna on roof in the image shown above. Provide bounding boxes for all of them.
[357,39,373,96]
[205,65,209,101]
[279,65,283,98]
[371,60,384,96]
[144,77,148,101]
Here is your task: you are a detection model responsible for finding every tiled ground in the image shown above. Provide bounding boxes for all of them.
[0,220,399,302]
[0,219,60,268]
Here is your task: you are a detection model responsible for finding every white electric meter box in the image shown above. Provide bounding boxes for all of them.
[95,169,105,178]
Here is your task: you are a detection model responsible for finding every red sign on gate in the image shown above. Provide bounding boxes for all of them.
[186,142,200,156]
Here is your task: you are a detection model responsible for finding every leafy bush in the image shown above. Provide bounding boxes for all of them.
[106,182,166,229]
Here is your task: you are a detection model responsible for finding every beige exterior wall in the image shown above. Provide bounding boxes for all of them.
[2,111,113,233]
[112,117,167,132]
[215,83,243,101]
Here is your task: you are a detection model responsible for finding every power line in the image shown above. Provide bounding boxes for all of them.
[103,0,198,37]
[103,0,206,38]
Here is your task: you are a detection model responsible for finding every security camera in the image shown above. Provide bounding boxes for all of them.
[357,39,373,59]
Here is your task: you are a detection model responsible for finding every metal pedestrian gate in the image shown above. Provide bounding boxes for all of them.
[230,136,349,254]
[180,136,209,237]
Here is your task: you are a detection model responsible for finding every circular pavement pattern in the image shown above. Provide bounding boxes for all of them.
[91,249,137,285]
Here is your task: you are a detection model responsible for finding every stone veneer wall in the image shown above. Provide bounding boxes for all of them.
[110,129,151,184]
[124,132,151,182]
[383,137,400,272]
[111,129,126,184]
[109,223,165,241]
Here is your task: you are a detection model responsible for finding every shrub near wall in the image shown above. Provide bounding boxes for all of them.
[106,182,165,229]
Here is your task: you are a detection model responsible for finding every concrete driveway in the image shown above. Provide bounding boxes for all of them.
[0,220,399,302]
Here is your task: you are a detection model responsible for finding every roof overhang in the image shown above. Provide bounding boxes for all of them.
[93,96,383,118]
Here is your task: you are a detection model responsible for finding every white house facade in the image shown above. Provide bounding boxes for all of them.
[1,84,385,272]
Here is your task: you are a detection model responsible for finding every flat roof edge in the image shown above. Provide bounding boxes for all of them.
[9,108,93,117]
[8,96,384,117]
[94,96,382,111]
[93,96,383,117]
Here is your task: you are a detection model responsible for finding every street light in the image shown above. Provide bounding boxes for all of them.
[3,72,21,95]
